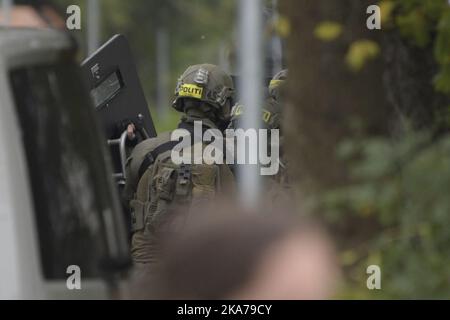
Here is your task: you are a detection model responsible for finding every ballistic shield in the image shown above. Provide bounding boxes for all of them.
[81,34,157,179]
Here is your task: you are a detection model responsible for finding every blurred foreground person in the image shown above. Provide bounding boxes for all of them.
[129,206,339,300]
[123,64,236,266]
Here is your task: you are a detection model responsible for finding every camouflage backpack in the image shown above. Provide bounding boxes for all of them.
[124,128,234,264]
[123,64,235,264]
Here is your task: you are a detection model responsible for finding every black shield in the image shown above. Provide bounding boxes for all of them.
[81,34,157,176]
[81,34,156,139]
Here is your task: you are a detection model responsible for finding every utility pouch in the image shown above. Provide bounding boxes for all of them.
[130,199,146,232]
[155,166,177,201]
[175,164,192,198]
[191,164,218,200]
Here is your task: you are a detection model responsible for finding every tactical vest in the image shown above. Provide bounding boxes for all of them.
[124,121,235,264]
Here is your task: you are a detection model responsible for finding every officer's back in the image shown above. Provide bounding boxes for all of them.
[123,64,236,265]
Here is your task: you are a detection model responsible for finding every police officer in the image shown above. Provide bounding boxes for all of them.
[228,69,290,204]
[268,69,288,103]
[267,69,288,184]
[123,64,236,265]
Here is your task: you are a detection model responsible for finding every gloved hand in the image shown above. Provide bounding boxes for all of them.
[127,123,136,141]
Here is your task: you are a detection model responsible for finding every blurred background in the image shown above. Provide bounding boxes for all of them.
[1,0,450,299]
[11,0,285,132]
[280,0,450,299]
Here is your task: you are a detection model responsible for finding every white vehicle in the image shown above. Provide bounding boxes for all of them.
[0,28,130,299]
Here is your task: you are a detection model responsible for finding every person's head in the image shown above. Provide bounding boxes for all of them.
[228,69,288,132]
[173,64,235,129]
[269,69,288,102]
[229,91,282,132]
[131,204,339,300]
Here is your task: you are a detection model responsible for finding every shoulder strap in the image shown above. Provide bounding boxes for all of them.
[136,122,209,181]
[137,140,178,179]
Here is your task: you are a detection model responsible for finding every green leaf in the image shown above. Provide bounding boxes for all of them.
[346,40,380,72]
[314,21,343,41]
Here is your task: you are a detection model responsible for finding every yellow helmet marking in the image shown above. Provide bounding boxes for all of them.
[262,110,272,123]
[179,84,203,99]
[269,79,284,89]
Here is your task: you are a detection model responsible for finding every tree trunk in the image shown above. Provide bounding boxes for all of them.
[279,0,447,193]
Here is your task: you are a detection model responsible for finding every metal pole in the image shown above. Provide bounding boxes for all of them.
[271,0,283,75]
[87,0,101,55]
[218,41,230,74]
[238,0,263,209]
[1,0,12,26]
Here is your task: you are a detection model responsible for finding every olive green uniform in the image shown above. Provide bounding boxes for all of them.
[229,69,291,206]
[124,64,236,265]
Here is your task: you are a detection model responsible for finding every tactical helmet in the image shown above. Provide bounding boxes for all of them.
[173,64,235,122]
[268,69,288,101]
[229,70,288,131]
[229,90,282,130]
